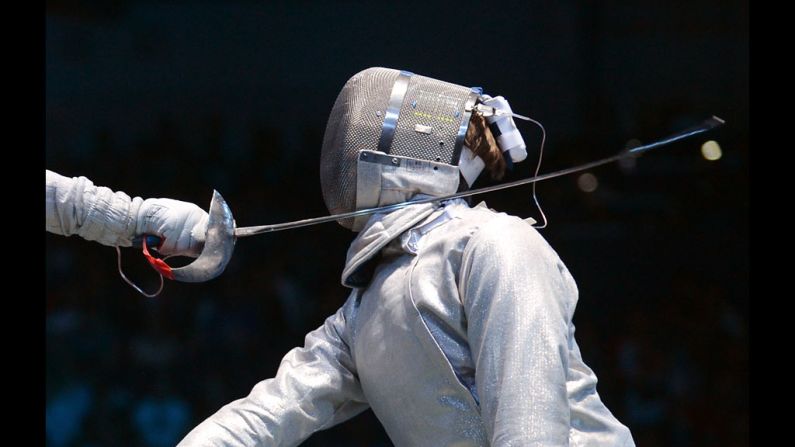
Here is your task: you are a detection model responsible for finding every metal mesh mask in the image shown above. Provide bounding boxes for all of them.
[320,67,481,230]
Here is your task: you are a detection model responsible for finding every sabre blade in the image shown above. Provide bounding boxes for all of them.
[234,116,725,237]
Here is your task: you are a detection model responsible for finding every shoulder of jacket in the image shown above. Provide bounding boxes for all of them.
[461,208,554,260]
[467,206,538,237]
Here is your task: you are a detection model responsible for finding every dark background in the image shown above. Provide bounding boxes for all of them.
[45,1,748,446]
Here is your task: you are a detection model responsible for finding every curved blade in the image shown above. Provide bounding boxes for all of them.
[170,190,236,283]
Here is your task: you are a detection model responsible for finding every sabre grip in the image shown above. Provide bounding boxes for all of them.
[132,235,163,250]
[137,236,175,280]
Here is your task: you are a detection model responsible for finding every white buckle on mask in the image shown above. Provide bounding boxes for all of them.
[458,145,485,187]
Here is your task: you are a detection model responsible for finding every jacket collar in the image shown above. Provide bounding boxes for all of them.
[341,197,473,288]
[341,197,437,288]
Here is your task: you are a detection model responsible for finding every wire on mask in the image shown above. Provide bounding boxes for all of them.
[517,115,548,229]
[493,108,549,229]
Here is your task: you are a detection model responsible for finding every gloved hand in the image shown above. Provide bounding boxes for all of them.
[136,198,209,257]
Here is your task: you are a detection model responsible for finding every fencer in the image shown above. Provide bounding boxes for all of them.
[178,68,635,446]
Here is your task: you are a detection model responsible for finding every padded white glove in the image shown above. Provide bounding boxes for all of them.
[136,198,209,257]
[46,169,209,258]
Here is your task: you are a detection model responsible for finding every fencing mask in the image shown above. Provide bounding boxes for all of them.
[320,67,525,231]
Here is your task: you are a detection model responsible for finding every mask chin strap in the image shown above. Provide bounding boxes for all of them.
[469,98,549,229]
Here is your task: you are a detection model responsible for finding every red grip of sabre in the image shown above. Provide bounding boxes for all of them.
[142,238,175,280]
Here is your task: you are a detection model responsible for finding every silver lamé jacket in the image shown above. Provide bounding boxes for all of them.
[179,199,635,446]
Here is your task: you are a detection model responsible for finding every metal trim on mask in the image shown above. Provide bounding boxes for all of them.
[359,150,403,167]
[452,89,482,165]
[378,70,414,154]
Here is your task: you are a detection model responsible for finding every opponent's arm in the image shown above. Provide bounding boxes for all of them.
[46,169,208,257]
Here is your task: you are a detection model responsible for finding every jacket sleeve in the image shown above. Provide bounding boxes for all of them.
[459,216,577,446]
[46,169,143,247]
[178,296,369,447]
